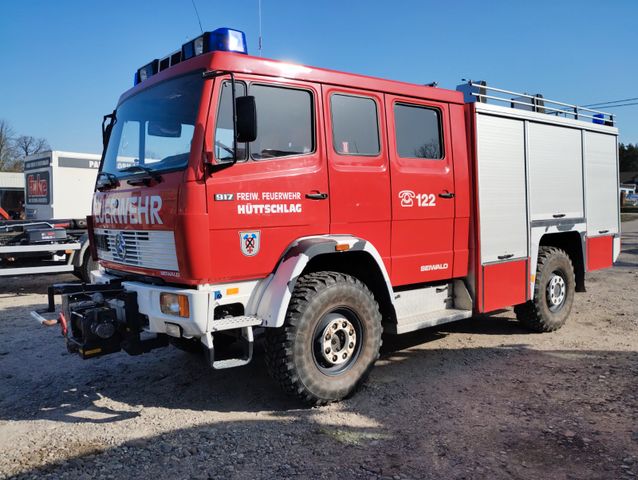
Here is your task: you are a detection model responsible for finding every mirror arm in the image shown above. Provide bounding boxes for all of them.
[101,111,116,150]
[202,69,240,170]
[96,110,116,190]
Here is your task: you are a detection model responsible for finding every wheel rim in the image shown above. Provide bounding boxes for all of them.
[313,308,363,376]
[546,271,567,312]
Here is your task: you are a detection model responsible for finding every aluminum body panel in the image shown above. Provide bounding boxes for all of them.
[476,114,528,264]
[527,123,584,221]
[584,131,619,235]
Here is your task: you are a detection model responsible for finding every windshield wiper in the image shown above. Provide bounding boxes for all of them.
[96,171,119,191]
[120,165,163,184]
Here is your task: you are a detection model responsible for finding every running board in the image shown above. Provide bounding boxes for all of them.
[385,279,474,335]
[384,308,473,334]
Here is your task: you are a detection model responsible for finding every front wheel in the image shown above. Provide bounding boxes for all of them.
[514,246,575,332]
[79,250,99,283]
[265,272,382,405]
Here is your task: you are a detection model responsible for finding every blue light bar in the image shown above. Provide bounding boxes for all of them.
[135,27,247,85]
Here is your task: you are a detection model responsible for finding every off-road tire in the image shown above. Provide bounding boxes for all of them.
[264,271,383,405]
[79,250,98,283]
[514,246,575,332]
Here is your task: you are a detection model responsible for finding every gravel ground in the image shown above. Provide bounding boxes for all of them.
[1,221,637,480]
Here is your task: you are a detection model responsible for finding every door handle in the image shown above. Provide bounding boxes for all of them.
[306,192,328,200]
[438,191,455,199]
[553,213,566,218]
[498,253,514,260]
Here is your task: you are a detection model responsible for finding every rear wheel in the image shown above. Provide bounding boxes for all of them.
[514,246,575,332]
[265,272,382,405]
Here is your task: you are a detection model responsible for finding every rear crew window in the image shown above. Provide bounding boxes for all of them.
[331,94,380,156]
[250,84,314,160]
[394,103,443,159]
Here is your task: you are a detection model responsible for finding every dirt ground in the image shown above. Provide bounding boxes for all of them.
[1,221,637,480]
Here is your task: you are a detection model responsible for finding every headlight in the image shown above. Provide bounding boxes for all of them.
[160,293,190,318]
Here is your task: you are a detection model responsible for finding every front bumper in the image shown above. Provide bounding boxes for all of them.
[122,281,210,337]
[34,271,265,366]
[91,270,264,337]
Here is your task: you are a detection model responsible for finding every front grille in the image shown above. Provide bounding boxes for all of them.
[94,228,178,271]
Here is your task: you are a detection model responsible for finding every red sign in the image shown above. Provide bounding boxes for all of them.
[26,172,50,204]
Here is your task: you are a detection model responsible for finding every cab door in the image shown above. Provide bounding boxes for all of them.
[322,86,392,271]
[204,75,329,282]
[386,95,455,285]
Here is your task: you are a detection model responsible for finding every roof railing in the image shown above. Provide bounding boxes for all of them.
[456,81,614,126]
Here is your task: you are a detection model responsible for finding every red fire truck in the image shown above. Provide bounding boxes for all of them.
[35,28,620,404]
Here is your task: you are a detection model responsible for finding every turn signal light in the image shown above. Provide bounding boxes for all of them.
[160,293,190,318]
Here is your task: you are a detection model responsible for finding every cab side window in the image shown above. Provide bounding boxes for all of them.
[250,84,314,160]
[331,94,380,156]
[394,103,443,159]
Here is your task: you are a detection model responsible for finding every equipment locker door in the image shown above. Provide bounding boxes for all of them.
[584,131,619,236]
[527,123,584,222]
[386,95,455,286]
[475,112,528,311]
[584,131,619,271]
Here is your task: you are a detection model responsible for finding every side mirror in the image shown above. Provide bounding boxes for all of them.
[236,96,257,143]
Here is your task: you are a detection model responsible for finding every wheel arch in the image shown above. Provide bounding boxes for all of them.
[538,231,585,292]
[254,236,395,328]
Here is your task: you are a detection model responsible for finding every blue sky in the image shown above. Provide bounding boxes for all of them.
[1,0,637,154]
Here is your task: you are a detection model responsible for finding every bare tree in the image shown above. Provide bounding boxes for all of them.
[0,119,16,171]
[13,135,50,159]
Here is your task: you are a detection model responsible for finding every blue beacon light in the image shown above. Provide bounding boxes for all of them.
[182,27,248,60]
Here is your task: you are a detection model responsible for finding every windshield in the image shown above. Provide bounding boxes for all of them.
[102,72,204,177]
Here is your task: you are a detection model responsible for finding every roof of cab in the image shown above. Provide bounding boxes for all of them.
[121,50,464,105]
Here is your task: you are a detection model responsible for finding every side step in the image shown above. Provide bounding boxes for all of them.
[210,315,262,332]
[384,308,472,334]
[384,279,473,335]
[202,317,262,369]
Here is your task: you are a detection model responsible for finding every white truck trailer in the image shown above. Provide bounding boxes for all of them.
[0,151,100,280]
